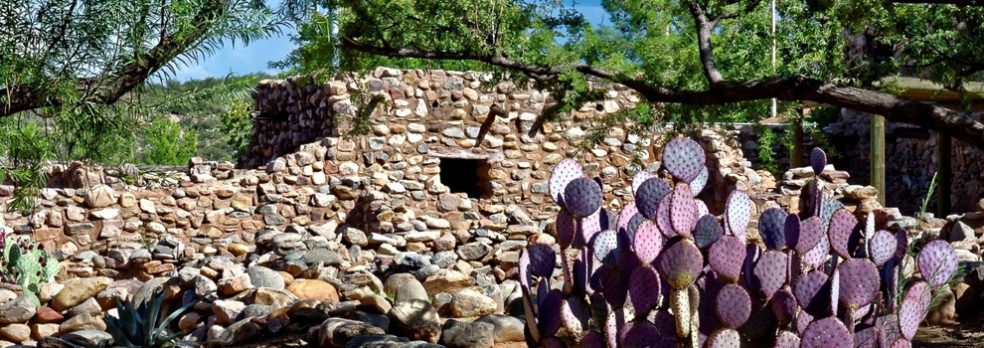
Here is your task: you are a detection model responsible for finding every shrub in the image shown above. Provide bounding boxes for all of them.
[142,117,198,165]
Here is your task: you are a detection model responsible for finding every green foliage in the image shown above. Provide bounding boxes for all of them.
[220,99,255,161]
[0,235,60,305]
[142,118,198,165]
[920,171,939,218]
[65,289,197,348]
[0,121,54,214]
[754,124,779,174]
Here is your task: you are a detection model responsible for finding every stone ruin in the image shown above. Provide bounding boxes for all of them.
[0,68,980,347]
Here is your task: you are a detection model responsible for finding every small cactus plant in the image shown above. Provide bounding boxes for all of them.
[520,137,959,347]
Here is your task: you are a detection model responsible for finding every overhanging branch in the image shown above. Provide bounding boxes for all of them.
[341,39,984,148]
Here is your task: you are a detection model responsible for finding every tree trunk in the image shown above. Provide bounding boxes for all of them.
[871,115,886,205]
[790,109,805,168]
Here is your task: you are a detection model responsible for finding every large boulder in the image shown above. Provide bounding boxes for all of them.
[53,277,112,311]
[388,299,441,343]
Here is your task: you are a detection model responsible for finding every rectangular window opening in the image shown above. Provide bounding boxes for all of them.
[439,158,490,199]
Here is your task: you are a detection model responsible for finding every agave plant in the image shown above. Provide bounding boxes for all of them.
[520,136,959,347]
[60,289,197,348]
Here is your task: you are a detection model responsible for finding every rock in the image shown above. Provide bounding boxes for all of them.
[31,323,59,340]
[843,185,878,201]
[212,300,246,325]
[53,277,112,311]
[58,330,113,346]
[949,221,976,244]
[388,299,442,343]
[457,242,491,261]
[359,294,393,314]
[0,324,30,343]
[287,279,340,303]
[66,298,102,317]
[218,273,254,295]
[451,288,497,318]
[0,295,37,324]
[0,290,16,305]
[84,185,116,208]
[250,288,299,308]
[59,313,106,332]
[211,318,262,346]
[423,269,475,295]
[246,266,285,290]
[475,314,525,343]
[35,307,64,323]
[440,319,495,348]
[304,248,343,266]
[317,318,385,348]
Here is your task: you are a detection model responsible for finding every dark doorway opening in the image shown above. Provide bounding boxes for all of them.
[439,158,487,199]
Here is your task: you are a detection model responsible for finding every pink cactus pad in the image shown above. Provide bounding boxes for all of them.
[917,240,958,287]
[629,266,662,315]
[694,214,723,249]
[670,183,698,237]
[691,167,710,196]
[899,281,930,340]
[774,330,801,348]
[556,209,575,248]
[656,193,676,238]
[706,328,741,348]
[709,236,746,283]
[868,230,897,267]
[633,220,663,264]
[632,170,655,195]
[795,270,833,317]
[796,217,824,254]
[724,191,753,240]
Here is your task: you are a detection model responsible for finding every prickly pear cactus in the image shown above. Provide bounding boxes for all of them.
[519,139,950,347]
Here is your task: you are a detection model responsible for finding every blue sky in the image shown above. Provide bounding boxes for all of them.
[170,1,609,81]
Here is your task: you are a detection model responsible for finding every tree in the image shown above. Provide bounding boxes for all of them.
[278,0,984,147]
[0,0,288,117]
[0,0,290,212]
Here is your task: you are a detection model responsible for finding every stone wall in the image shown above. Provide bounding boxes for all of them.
[0,68,775,281]
[823,109,984,214]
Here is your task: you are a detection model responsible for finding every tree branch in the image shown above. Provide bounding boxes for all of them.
[687,1,725,86]
[341,39,984,148]
[891,0,984,5]
[0,0,230,117]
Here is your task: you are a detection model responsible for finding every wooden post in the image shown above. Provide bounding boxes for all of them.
[936,134,952,216]
[871,115,886,205]
[790,109,805,168]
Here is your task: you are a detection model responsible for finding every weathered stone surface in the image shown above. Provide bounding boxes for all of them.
[475,314,526,343]
[440,319,495,348]
[450,288,497,318]
[388,299,442,343]
[0,323,30,343]
[53,277,112,311]
[0,296,37,324]
[287,279,339,303]
[318,318,385,348]
[246,266,285,290]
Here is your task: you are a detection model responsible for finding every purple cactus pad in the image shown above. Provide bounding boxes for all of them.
[785,214,801,250]
[629,266,662,315]
[709,236,746,283]
[694,215,724,249]
[656,194,676,238]
[706,328,741,348]
[556,210,575,248]
[635,177,672,220]
[615,204,639,235]
[837,258,880,308]
[800,317,852,348]
[917,240,958,288]
[632,171,655,195]
[563,177,603,218]
[691,167,710,197]
[715,283,752,329]
[899,281,930,340]
[549,158,583,205]
[810,148,827,175]
[724,191,753,240]
[538,289,564,336]
[526,243,556,279]
[795,270,833,317]
[797,217,824,254]
[633,220,663,264]
[828,209,858,258]
[802,231,830,270]
[579,207,609,247]
[868,230,897,267]
[657,239,704,290]
[759,207,789,250]
[770,288,799,327]
[662,137,707,182]
[753,250,789,300]
[775,330,801,348]
[580,331,604,348]
[670,183,698,237]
